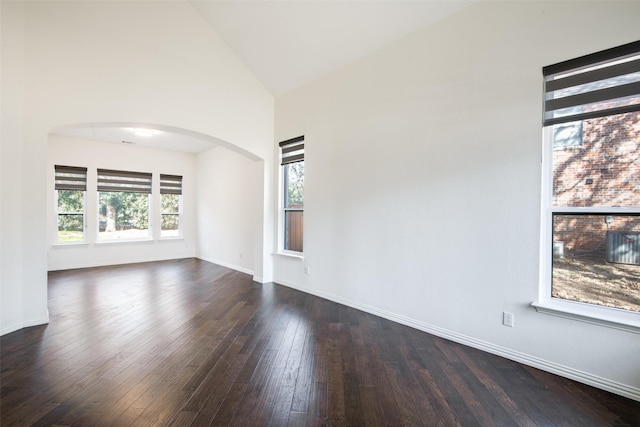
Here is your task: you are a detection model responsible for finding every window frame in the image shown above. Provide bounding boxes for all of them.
[535,42,640,332]
[54,165,88,245]
[55,189,87,244]
[536,128,640,332]
[96,169,153,242]
[160,174,183,239]
[279,136,305,255]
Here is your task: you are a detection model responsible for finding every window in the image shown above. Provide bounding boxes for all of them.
[552,120,583,149]
[55,165,87,243]
[538,41,640,327]
[160,174,182,238]
[279,136,304,252]
[97,169,152,241]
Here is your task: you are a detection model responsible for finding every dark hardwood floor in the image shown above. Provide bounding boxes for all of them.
[1,258,639,426]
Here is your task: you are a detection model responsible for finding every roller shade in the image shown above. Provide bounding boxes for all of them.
[543,40,640,127]
[55,165,87,191]
[97,169,152,193]
[279,136,304,165]
[160,174,182,195]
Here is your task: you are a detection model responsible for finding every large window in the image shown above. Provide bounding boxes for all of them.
[279,136,304,253]
[539,41,640,326]
[54,165,87,243]
[160,174,182,238]
[97,169,152,241]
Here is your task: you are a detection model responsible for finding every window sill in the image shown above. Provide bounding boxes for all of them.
[274,251,304,260]
[95,238,153,246]
[532,299,640,334]
[51,242,89,248]
[159,237,184,242]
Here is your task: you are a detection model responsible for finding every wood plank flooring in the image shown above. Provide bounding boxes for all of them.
[1,258,639,426]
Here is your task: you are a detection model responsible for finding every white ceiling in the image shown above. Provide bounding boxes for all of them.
[191,0,472,97]
[53,1,473,152]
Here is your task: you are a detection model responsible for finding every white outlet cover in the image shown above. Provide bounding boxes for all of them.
[503,312,514,327]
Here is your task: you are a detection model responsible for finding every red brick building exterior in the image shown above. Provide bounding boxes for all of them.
[552,111,640,257]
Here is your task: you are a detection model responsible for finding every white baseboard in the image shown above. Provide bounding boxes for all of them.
[48,255,195,272]
[197,256,254,276]
[273,278,640,402]
[1,311,49,336]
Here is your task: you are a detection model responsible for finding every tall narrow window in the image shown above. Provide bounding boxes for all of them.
[97,169,152,240]
[160,174,182,238]
[539,41,640,323]
[280,136,304,252]
[55,165,87,243]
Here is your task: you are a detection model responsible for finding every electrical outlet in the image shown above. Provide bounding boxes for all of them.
[304,265,309,275]
[503,312,514,327]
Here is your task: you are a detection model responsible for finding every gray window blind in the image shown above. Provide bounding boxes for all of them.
[97,169,152,193]
[543,40,640,126]
[160,174,182,195]
[55,165,87,191]
[279,136,304,165]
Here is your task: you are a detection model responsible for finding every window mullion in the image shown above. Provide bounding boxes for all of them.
[551,207,640,214]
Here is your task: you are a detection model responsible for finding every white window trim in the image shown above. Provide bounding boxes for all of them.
[95,238,154,246]
[277,162,291,254]
[278,143,304,255]
[51,242,90,248]
[160,193,183,239]
[535,124,640,333]
[531,300,640,334]
[274,250,305,260]
[55,189,87,245]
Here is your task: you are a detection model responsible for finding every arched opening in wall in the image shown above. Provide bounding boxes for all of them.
[49,122,261,160]
[47,122,265,278]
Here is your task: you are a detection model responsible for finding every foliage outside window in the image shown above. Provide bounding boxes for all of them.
[97,169,152,241]
[160,174,182,238]
[55,165,87,243]
[279,136,304,252]
[542,41,640,318]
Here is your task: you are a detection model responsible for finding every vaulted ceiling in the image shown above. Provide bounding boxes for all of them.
[53,1,473,152]
[191,1,472,97]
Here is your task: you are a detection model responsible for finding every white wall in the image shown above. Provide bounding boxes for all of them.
[196,146,262,276]
[273,1,640,399]
[1,1,274,336]
[1,2,39,335]
[47,135,198,270]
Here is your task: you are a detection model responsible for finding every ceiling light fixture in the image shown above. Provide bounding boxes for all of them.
[133,128,155,137]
